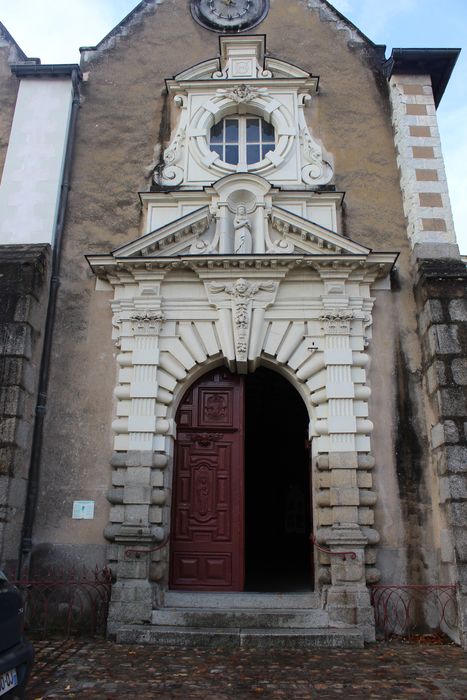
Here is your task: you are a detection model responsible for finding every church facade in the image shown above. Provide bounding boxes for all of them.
[0,1,466,647]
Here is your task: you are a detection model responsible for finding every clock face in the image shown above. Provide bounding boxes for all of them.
[191,0,269,32]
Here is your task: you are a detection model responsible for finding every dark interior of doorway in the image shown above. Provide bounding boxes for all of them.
[244,367,312,592]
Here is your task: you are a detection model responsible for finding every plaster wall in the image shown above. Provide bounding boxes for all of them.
[0,78,73,245]
[33,0,430,587]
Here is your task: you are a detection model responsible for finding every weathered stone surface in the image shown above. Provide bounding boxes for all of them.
[446,446,467,474]
[454,530,467,562]
[427,360,447,394]
[449,298,467,322]
[437,388,467,416]
[428,325,461,355]
[432,420,460,447]
[448,476,467,501]
[448,502,467,526]
[444,419,461,443]
[0,245,50,568]
[452,358,467,386]
[419,298,444,334]
[124,485,152,504]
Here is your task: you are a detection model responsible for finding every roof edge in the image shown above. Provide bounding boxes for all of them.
[79,0,154,60]
[11,63,82,79]
[318,0,377,47]
[384,48,461,108]
[0,21,28,61]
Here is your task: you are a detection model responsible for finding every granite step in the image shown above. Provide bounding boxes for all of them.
[116,625,364,649]
[152,607,329,628]
[163,591,321,609]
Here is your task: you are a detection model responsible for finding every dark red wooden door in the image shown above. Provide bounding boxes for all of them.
[170,369,244,590]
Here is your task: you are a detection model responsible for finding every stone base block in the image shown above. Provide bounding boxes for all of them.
[107,580,154,636]
[325,585,375,643]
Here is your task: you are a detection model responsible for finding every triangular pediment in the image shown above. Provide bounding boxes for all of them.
[112,206,212,258]
[108,201,370,261]
[269,207,370,256]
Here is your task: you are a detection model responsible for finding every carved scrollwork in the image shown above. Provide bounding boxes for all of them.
[216,84,269,103]
[154,127,186,187]
[363,313,372,348]
[190,432,223,447]
[300,126,324,184]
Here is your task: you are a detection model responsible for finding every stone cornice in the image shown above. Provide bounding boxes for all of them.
[87,252,397,281]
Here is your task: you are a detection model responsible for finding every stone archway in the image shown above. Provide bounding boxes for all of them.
[244,366,311,592]
[169,364,312,592]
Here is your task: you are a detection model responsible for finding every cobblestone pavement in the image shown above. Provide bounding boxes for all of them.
[25,638,466,699]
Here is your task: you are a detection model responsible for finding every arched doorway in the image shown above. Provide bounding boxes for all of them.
[170,367,312,591]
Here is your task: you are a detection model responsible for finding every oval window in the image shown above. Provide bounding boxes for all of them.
[210,116,276,168]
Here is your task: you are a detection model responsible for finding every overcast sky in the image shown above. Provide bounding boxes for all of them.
[1,0,465,252]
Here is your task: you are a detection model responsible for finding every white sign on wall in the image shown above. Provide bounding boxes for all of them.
[72,500,95,520]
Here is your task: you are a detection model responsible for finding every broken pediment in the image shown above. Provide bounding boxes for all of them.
[172,35,317,84]
[96,178,370,262]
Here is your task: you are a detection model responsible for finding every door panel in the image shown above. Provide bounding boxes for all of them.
[170,369,244,590]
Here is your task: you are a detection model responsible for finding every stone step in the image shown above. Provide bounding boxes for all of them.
[152,607,329,628]
[116,625,364,649]
[164,591,321,609]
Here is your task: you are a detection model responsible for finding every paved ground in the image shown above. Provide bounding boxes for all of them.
[26,638,466,700]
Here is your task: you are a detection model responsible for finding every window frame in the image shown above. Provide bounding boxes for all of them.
[209,114,276,171]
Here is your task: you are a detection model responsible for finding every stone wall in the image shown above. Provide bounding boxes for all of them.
[0,26,21,182]
[0,245,50,572]
[415,258,467,647]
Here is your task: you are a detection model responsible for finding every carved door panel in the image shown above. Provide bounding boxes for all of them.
[170,369,244,590]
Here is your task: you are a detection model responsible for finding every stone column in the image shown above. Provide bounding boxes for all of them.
[106,295,170,634]
[309,307,377,641]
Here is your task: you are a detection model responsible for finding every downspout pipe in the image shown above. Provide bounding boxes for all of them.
[17,65,82,577]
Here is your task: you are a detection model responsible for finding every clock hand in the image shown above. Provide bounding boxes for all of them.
[222,0,236,5]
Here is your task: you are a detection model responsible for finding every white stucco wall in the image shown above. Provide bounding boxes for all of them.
[0,77,73,245]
